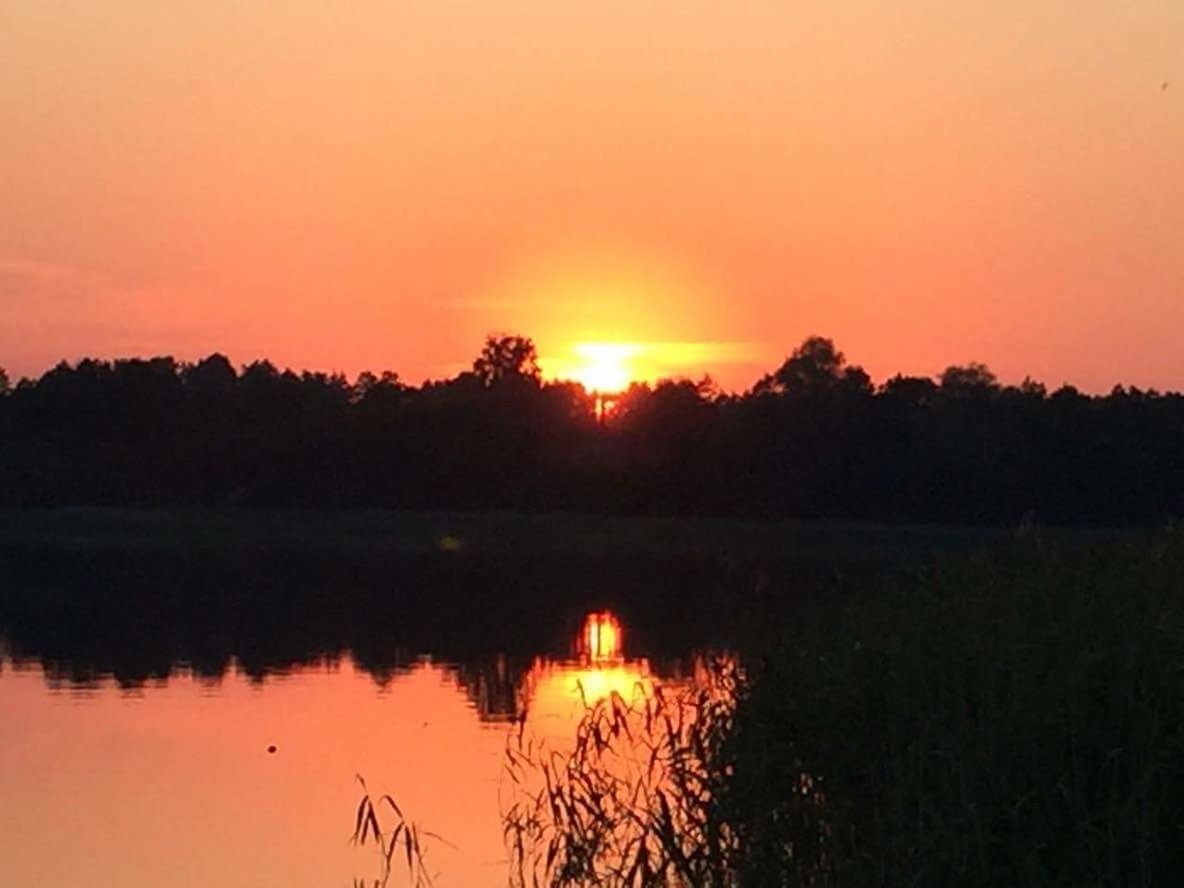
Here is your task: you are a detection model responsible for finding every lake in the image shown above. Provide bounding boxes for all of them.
[0,511,1029,886]
[1,632,726,887]
[0,544,752,887]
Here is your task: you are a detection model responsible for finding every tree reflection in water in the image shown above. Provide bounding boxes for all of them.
[0,550,754,886]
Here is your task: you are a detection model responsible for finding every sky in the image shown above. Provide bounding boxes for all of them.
[1,1,1181,392]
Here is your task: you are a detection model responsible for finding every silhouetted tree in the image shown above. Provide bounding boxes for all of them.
[1017,376,1047,400]
[472,334,540,387]
[880,374,938,407]
[940,362,999,397]
[352,370,402,405]
[754,336,871,398]
[1,334,1181,524]
[182,353,237,397]
[0,366,9,395]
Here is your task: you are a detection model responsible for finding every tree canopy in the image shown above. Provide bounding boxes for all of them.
[1,334,1181,525]
[472,334,540,387]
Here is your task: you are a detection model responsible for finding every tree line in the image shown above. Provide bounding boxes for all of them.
[1,334,1181,525]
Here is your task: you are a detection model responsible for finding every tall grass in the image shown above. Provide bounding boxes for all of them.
[723,531,1184,886]
[501,658,740,887]
[354,532,1184,886]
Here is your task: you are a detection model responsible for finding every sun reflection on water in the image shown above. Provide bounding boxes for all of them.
[501,611,740,886]
[0,608,736,888]
[579,610,623,664]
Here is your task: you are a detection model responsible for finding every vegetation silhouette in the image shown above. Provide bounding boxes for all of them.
[1,333,1182,524]
[719,532,1184,886]
[351,777,436,888]
[500,657,741,887]
[347,534,1184,888]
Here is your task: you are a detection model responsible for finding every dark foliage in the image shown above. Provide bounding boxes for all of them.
[722,533,1184,886]
[1,335,1181,524]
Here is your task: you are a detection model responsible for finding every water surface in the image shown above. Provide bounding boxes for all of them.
[0,622,713,887]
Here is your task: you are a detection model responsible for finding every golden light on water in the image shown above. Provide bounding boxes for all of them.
[517,611,644,724]
[580,611,623,663]
[506,612,740,885]
[518,611,651,728]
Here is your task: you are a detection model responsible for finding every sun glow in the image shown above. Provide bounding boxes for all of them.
[540,339,757,397]
[568,343,640,394]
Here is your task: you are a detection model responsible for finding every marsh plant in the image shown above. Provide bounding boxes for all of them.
[350,776,436,888]
[353,535,1184,887]
[501,657,742,887]
[722,533,1184,887]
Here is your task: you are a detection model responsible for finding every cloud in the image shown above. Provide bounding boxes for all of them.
[0,257,104,286]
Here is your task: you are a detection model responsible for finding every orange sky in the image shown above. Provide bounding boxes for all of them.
[1,1,1181,391]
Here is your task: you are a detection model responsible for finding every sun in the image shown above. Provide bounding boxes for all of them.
[568,342,640,394]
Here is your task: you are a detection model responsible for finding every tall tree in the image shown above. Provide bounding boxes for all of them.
[940,362,999,397]
[754,336,870,398]
[472,334,541,387]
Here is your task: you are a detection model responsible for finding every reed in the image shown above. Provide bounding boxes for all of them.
[722,531,1184,886]
[350,776,435,888]
[353,532,1184,886]
[501,657,741,887]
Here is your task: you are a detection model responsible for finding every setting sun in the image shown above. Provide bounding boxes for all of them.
[540,339,756,394]
[541,342,643,394]
[570,343,638,394]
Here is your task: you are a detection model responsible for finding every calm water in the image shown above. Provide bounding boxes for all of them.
[0,614,719,887]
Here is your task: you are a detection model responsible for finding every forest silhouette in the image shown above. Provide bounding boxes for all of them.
[1,334,1181,525]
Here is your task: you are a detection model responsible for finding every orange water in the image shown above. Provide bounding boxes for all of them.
[0,634,712,887]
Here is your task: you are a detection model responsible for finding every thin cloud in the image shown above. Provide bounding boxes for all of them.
[0,257,104,285]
